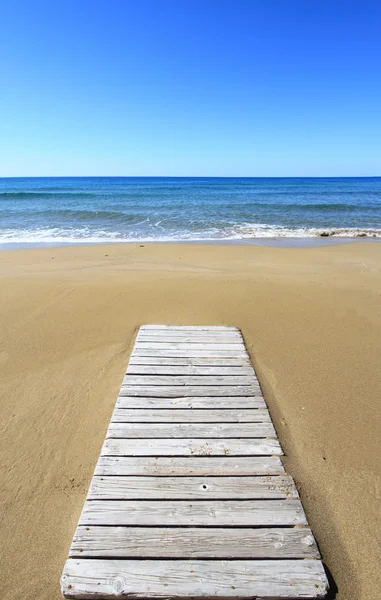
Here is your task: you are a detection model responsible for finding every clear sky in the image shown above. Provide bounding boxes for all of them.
[0,0,380,176]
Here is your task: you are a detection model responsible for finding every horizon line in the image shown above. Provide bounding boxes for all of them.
[1,174,380,179]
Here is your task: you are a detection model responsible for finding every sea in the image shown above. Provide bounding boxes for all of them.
[1,176,381,249]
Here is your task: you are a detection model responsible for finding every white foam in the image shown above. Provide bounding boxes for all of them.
[0,224,381,245]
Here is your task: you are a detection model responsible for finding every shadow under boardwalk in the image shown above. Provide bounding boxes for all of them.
[61,324,329,599]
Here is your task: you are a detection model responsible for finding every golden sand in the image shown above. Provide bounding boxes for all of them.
[0,242,380,599]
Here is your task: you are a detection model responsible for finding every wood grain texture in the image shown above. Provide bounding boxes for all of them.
[120,385,261,397]
[94,455,286,476]
[133,349,250,358]
[129,357,252,366]
[62,559,329,598]
[135,342,247,351]
[136,335,243,343]
[106,422,276,439]
[111,408,270,422]
[87,475,297,500]
[136,338,243,345]
[140,325,240,330]
[116,396,266,408]
[70,526,319,559]
[138,327,241,331]
[123,374,256,386]
[126,365,255,375]
[102,437,283,456]
[79,499,307,526]
[122,375,255,388]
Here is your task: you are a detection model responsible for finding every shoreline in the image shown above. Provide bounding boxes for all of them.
[0,242,380,600]
[1,235,381,252]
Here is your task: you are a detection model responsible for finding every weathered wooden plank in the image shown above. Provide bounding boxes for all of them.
[138,327,240,332]
[79,499,306,526]
[95,456,285,476]
[138,328,241,334]
[123,375,256,386]
[112,408,271,422]
[117,397,266,409]
[135,342,247,351]
[120,385,261,397]
[135,339,244,346]
[129,357,252,366]
[126,365,255,375]
[87,475,297,500]
[70,526,319,559]
[137,328,242,332]
[62,558,328,599]
[136,336,243,344]
[137,329,242,336]
[102,438,283,456]
[106,422,276,439]
[133,349,249,358]
[140,325,239,331]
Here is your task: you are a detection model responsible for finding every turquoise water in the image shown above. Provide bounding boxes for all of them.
[0,177,381,246]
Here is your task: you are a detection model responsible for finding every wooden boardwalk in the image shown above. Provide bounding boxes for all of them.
[61,325,329,599]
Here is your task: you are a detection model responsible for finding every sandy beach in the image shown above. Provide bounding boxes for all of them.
[0,241,380,600]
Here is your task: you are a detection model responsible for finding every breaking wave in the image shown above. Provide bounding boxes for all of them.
[1,224,381,246]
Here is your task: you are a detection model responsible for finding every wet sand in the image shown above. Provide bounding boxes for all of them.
[0,242,380,599]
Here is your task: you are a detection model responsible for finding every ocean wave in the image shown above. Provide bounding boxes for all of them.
[223,201,380,212]
[224,224,381,239]
[0,191,100,200]
[3,209,149,223]
[0,224,381,245]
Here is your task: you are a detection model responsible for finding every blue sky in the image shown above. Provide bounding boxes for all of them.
[0,0,380,176]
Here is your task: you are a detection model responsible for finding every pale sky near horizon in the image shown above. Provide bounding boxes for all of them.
[0,0,380,177]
